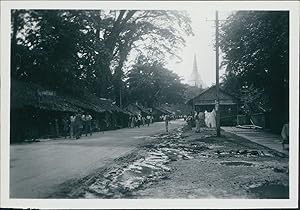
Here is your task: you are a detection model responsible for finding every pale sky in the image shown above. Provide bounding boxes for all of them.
[167,10,233,87]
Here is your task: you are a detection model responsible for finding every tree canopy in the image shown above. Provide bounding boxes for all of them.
[11,9,193,104]
[126,56,186,107]
[219,11,289,131]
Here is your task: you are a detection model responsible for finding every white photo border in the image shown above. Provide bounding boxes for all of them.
[1,1,299,209]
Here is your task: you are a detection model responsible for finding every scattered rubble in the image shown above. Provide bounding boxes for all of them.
[79,127,288,199]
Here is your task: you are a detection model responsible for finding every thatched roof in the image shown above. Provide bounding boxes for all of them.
[11,79,129,114]
[152,106,172,115]
[124,103,151,116]
[124,104,141,115]
[11,80,81,112]
[81,94,127,114]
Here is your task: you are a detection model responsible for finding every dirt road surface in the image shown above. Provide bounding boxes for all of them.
[61,127,288,199]
[10,119,184,198]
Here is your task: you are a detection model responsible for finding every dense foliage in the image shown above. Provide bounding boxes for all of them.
[126,57,187,107]
[219,11,289,131]
[11,10,193,104]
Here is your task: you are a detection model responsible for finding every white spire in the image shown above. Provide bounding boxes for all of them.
[189,54,205,88]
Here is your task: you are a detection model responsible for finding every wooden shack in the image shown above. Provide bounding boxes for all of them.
[187,86,240,126]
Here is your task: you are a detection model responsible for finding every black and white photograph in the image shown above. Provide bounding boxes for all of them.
[0,1,299,209]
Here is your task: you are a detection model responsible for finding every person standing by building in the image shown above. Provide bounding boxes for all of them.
[131,116,135,128]
[70,114,76,139]
[55,118,59,138]
[128,116,132,128]
[137,114,141,128]
[85,112,93,136]
[164,115,169,132]
[146,115,151,126]
[195,112,200,133]
[80,112,86,137]
[62,116,69,139]
[75,112,83,139]
[198,111,205,129]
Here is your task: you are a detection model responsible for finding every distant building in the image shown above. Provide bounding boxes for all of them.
[188,54,206,88]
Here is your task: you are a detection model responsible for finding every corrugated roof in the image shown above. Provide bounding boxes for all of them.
[187,85,239,105]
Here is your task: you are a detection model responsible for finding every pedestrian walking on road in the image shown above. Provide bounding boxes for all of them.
[164,115,169,132]
[187,115,193,130]
[195,112,200,133]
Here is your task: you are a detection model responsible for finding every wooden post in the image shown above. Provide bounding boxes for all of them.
[215,11,221,137]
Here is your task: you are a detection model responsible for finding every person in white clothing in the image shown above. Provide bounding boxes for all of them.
[146,115,151,126]
[204,109,216,128]
[85,113,93,136]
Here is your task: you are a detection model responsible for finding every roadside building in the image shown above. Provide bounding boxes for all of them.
[150,107,168,121]
[86,96,130,131]
[10,80,130,142]
[124,103,151,117]
[11,80,81,142]
[187,85,239,126]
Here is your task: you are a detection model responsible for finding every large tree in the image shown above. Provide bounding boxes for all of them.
[126,56,186,107]
[219,11,289,132]
[11,10,93,94]
[84,10,193,101]
[11,10,193,101]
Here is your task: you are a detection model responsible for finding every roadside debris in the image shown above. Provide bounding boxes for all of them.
[77,127,288,199]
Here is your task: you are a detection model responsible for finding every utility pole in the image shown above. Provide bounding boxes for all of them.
[215,10,221,137]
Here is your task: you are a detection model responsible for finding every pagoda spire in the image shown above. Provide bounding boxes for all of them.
[189,54,205,88]
[192,54,199,86]
[193,54,198,75]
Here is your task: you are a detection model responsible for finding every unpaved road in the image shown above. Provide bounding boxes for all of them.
[134,129,289,199]
[10,119,185,198]
[56,127,288,199]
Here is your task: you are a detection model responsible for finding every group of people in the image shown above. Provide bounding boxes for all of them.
[62,112,93,139]
[128,114,154,128]
[184,109,217,132]
[128,114,172,133]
